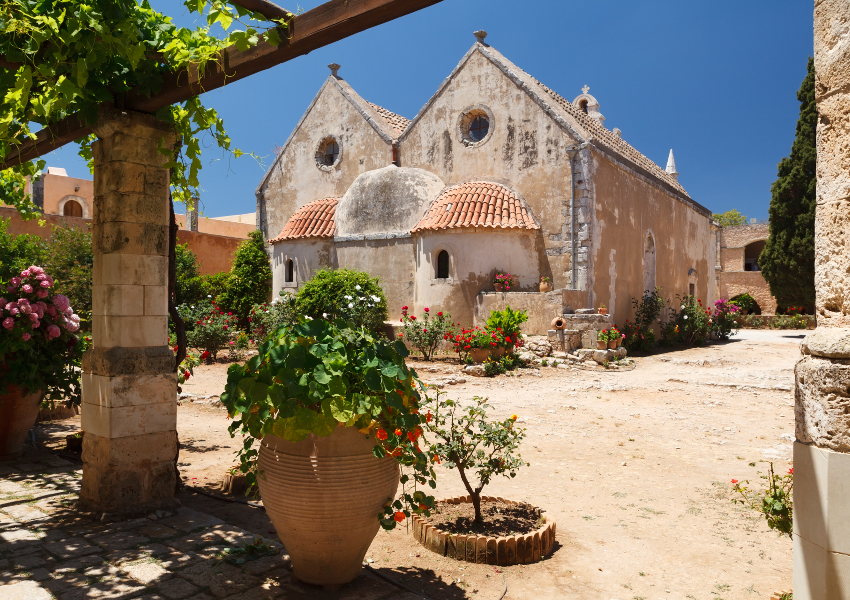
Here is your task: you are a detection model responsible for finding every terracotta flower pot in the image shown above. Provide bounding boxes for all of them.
[257,426,399,587]
[607,340,617,350]
[491,346,506,360]
[598,308,608,316]
[539,282,552,293]
[494,284,505,292]
[551,317,566,330]
[596,340,607,350]
[470,348,490,364]
[0,380,44,461]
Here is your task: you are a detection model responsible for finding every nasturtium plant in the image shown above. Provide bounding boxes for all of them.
[221,317,437,529]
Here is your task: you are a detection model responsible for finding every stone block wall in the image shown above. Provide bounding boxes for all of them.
[474,290,572,335]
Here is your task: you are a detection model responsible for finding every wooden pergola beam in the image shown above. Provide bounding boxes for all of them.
[1,0,442,169]
[229,0,292,21]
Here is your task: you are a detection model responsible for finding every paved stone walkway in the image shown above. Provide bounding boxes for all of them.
[0,450,421,600]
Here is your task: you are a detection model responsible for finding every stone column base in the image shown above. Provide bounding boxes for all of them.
[792,441,850,599]
[79,430,179,514]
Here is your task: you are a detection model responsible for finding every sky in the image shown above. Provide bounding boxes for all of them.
[41,0,814,221]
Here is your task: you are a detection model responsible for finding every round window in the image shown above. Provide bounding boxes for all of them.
[315,136,341,170]
[457,106,494,147]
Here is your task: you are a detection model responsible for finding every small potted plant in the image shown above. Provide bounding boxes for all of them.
[222,318,437,587]
[597,303,608,316]
[607,327,618,350]
[539,276,552,293]
[0,266,87,459]
[596,329,608,350]
[493,272,516,292]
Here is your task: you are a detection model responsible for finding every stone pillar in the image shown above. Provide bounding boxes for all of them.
[793,1,850,597]
[79,107,179,514]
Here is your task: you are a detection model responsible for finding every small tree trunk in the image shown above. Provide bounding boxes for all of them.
[470,491,482,523]
[455,461,484,523]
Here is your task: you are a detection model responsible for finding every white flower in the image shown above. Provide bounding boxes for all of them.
[359,297,364,301]
[345,295,352,300]
[355,285,361,290]
[208,295,212,298]
[371,295,380,302]
[348,303,354,308]
[191,305,195,309]
[306,316,313,320]
[680,305,685,309]
[683,315,688,320]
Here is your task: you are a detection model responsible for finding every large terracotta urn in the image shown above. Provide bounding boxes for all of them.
[0,380,44,460]
[470,348,490,364]
[258,425,399,587]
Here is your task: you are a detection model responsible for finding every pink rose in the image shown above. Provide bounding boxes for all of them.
[17,298,29,307]
[30,318,40,328]
[28,266,43,275]
[64,320,79,333]
[2,317,13,329]
[21,284,33,294]
[45,305,57,319]
[35,273,45,281]
[10,277,21,287]
[0,298,5,308]
[29,313,39,323]
[19,270,30,278]
[47,325,61,339]
[9,307,19,316]
[44,275,53,286]
[37,289,48,298]
[40,280,50,288]
[70,313,80,323]
[4,302,15,311]
[18,303,31,315]
[21,333,31,341]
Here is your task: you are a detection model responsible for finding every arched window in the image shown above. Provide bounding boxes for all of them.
[579,99,589,114]
[643,232,656,294]
[744,240,766,271]
[285,259,294,283]
[436,250,449,279]
[63,200,83,218]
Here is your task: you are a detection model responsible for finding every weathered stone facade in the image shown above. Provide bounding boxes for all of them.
[714,222,778,315]
[793,1,850,596]
[257,37,713,328]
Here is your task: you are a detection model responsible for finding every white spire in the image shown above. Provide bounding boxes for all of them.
[665,149,678,181]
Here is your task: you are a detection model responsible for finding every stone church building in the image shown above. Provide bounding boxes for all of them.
[255,33,714,329]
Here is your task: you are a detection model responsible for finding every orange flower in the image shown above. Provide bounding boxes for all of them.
[376,429,388,441]
[511,414,518,420]
[395,428,402,437]
[393,511,405,522]
[433,454,441,464]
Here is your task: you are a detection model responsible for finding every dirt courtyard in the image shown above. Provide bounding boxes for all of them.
[40,330,800,599]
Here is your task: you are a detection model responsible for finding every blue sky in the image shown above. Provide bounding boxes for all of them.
[42,0,813,221]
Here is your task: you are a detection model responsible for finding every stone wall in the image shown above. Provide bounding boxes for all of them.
[793,1,850,596]
[718,271,778,315]
[720,222,770,249]
[473,289,566,335]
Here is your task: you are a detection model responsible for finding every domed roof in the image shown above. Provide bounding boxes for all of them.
[270,198,337,243]
[334,166,445,237]
[411,181,539,233]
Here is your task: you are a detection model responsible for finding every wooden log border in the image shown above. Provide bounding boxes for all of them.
[409,495,557,565]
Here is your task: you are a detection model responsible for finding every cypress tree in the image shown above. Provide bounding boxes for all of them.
[759,57,817,312]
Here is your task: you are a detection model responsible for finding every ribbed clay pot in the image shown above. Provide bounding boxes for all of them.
[0,380,44,461]
[257,426,399,586]
[470,348,490,364]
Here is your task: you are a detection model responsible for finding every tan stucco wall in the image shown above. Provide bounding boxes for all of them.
[335,238,416,322]
[175,214,254,239]
[271,239,335,294]
[0,206,89,238]
[589,153,713,327]
[717,271,777,315]
[398,50,578,290]
[41,172,94,217]
[413,229,544,326]
[257,79,393,243]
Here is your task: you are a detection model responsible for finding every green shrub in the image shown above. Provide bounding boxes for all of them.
[399,306,456,360]
[730,292,757,314]
[485,306,528,341]
[731,463,793,538]
[217,231,272,324]
[295,268,388,333]
[665,295,712,346]
[199,271,231,302]
[623,288,663,352]
[186,301,237,362]
[0,218,46,283]
[175,243,203,306]
[248,294,299,343]
[43,223,93,328]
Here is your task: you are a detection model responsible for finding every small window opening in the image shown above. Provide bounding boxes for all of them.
[688,283,695,297]
[436,250,449,279]
[63,200,83,218]
[285,259,294,283]
[321,142,339,166]
[579,99,588,114]
[468,115,489,142]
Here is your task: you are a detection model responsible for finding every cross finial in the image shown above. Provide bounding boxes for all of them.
[328,63,340,77]
[474,30,487,44]
[582,85,590,95]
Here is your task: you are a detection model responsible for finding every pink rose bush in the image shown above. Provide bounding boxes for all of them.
[1,266,89,408]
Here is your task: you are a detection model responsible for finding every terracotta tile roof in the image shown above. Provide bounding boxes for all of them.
[526,76,689,196]
[270,198,337,243]
[411,182,539,233]
[368,102,411,137]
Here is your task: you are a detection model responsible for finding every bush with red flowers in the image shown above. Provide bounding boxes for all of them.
[0,265,89,408]
[398,306,456,361]
[731,462,793,537]
[187,301,237,362]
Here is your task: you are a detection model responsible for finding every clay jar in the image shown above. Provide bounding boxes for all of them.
[257,426,399,586]
[539,282,553,293]
[470,348,490,364]
[491,346,506,360]
[550,317,566,330]
[0,378,44,460]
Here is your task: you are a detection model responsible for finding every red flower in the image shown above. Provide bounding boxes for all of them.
[184,370,191,379]
[407,429,420,442]
[376,429,388,441]
[394,428,402,437]
[223,325,228,330]
[425,411,432,423]
[731,479,738,484]
[437,311,443,316]
[788,468,793,475]
[201,351,210,359]
[393,511,405,523]
[402,306,408,310]
[410,316,416,320]
[433,454,441,464]
[424,307,429,312]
